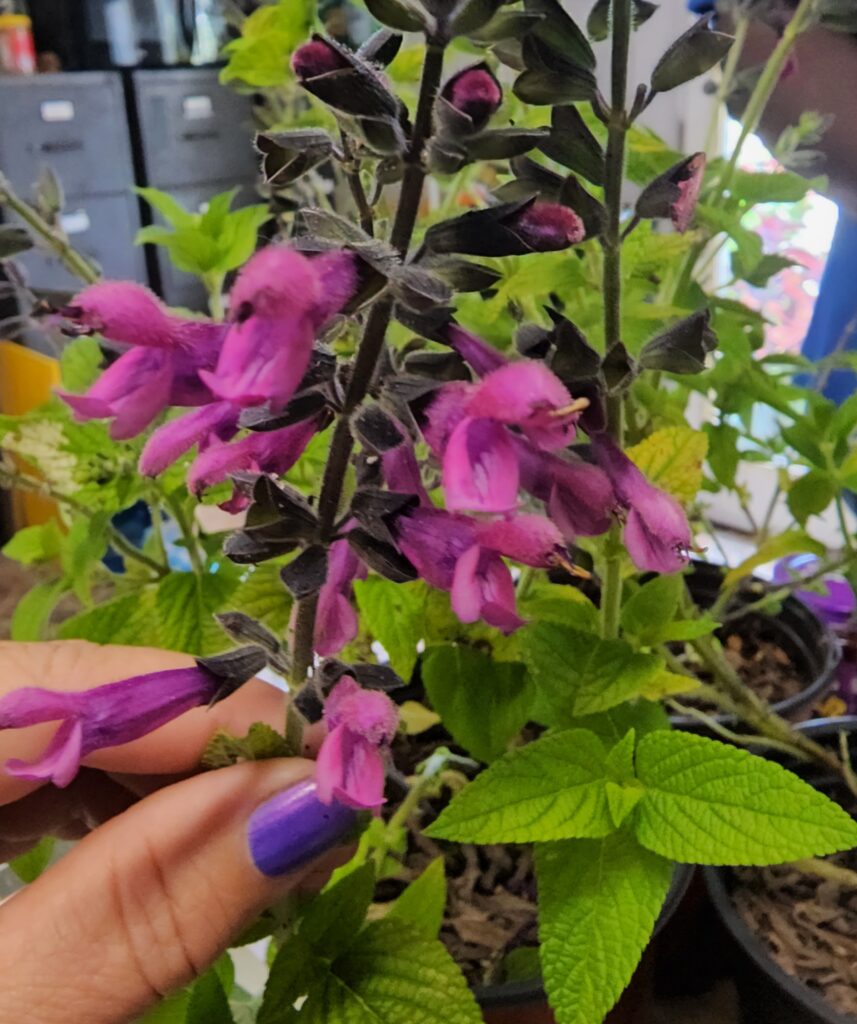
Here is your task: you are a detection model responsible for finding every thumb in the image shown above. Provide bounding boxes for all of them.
[0,759,357,1024]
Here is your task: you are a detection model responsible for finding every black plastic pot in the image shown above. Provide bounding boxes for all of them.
[703,717,857,1024]
[671,561,840,728]
[475,862,695,1024]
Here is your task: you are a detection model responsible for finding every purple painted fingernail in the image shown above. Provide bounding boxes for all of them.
[248,778,358,877]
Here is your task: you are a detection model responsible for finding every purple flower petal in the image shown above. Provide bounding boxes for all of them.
[476,513,567,567]
[6,718,84,788]
[139,400,239,477]
[394,507,477,590]
[446,325,508,377]
[422,380,476,457]
[451,544,522,632]
[443,416,520,513]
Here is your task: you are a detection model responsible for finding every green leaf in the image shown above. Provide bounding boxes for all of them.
[723,529,825,587]
[520,622,663,722]
[387,858,447,937]
[299,919,483,1024]
[138,993,190,1024]
[60,336,103,393]
[61,513,110,603]
[155,572,239,655]
[135,186,195,228]
[650,18,734,93]
[620,575,682,645]
[353,578,425,679]
[787,470,836,524]
[625,426,708,504]
[201,723,292,769]
[570,701,670,746]
[634,731,857,864]
[422,645,534,763]
[58,587,162,646]
[728,168,817,206]
[426,729,618,843]
[11,579,67,641]
[186,970,235,1024]
[301,864,376,956]
[227,564,292,635]
[703,422,741,489]
[2,521,63,565]
[536,832,673,1024]
[257,936,320,1024]
[9,836,56,883]
[518,582,600,633]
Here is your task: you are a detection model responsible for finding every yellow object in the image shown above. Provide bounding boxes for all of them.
[0,340,61,527]
[0,14,32,28]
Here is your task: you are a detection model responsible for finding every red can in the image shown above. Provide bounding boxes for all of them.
[0,14,36,75]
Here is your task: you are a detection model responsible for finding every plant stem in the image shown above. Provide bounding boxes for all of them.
[667,699,811,757]
[166,493,204,576]
[204,273,226,320]
[340,130,375,237]
[290,41,447,687]
[598,0,632,640]
[0,172,100,286]
[791,857,857,889]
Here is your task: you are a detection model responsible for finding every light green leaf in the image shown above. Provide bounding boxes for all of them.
[155,572,239,655]
[227,564,292,635]
[299,919,482,1024]
[655,617,718,643]
[620,575,682,645]
[353,578,425,679]
[728,168,819,206]
[634,730,857,864]
[9,836,56,883]
[787,470,836,525]
[135,186,194,228]
[537,833,673,1024]
[58,587,161,647]
[61,513,109,603]
[519,582,600,633]
[425,729,618,843]
[422,645,533,762]
[11,579,67,641]
[257,936,319,1024]
[137,993,190,1024]
[201,723,292,769]
[520,622,663,722]
[387,858,446,937]
[59,335,103,393]
[570,701,670,746]
[186,970,235,1024]
[2,520,63,565]
[723,529,825,587]
[639,668,699,700]
[625,426,708,504]
[704,422,741,489]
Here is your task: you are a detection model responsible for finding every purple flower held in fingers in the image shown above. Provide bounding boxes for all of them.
[315,676,398,811]
[442,63,503,130]
[592,434,693,574]
[0,659,261,788]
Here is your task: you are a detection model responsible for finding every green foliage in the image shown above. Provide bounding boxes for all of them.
[536,832,673,1024]
[60,336,103,393]
[426,729,637,843]
[634,731,857,864]
[2,520,63,565]
[422,645,534,762]
[625,425,708,503]
[9,836,56,883]
[220,0,314,89]
[386,858,447,937]
[353,577,426,679]
[136,187,271,281]
[11,579,67,641]
[186,971,236,1024]
[723,529,826,587]
[787,470,836,524]
[520,622,664,722]
[202,723,292,769]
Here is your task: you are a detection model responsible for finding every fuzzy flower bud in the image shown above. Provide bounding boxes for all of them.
[291,37,350,80]
[511,202,586,252]
[442,64,503,130]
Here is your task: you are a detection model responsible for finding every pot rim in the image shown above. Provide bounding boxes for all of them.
[474,861,695,1009]
[702,716,857,1024]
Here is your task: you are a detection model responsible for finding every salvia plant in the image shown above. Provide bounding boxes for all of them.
[5,0,857,1021]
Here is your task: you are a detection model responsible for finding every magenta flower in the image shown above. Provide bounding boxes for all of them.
[139,400,240,477]
[422,380,476,457]
[475,513,571,569]
[314,534,368,657]
[442,63,503,130]
[381,441,429,504]
[315,676,398,811]
[443,416,520,513]
[445,325,508,377]
[291,37,350,80]
[0,665,234,788]
[511,202,585,251]
[57,281,225,439]
[187,416,321,510]
[199,247,357,411]
[671,153,705,233]
[515,438,615,539]
[393,507,479,592]
[592,435,693,573]
[451,543,522,632]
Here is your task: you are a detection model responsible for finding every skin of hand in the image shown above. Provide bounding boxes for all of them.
[0,641,339,1024]
[721,15,857,214]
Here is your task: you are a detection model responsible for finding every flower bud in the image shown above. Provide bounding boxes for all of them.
[511,202,586,251]
[636,152,705,234]
[442,64,502,130]
[291,37,350,81]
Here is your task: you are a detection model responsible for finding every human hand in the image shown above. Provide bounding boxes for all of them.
[0,641,351,1024]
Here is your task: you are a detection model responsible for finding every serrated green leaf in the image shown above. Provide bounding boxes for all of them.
[723,529,825,587]
[353,578,425,679]
[299,919,482,1024]
[136,186,195,228]
[620,575,682,645]
[228,564,292,635]
[625,426,708,504]
[301,864,376,956]
[11,579,67,641]
[634,731,857,864]
[2,521,63,565]
[426,729,618,843]
[61,513,110,603]
[58,586,161,646]
[520,622,664,722]
[257,935,320,1024]
[201,723,291,769]
[9,836,55,883]
[387,858,446,937]
[137,992,190,1024]
[186,970,235,1024]
[155,572,239,655]
[422,645,533,763]
[519,582,600,633]
[704,422,741,489]
[59,336,103,393]
[537,833,673,1024]
[569,701,670,745]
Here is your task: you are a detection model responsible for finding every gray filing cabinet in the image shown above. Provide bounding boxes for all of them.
[0,72,146,293]
[132,68,259,309]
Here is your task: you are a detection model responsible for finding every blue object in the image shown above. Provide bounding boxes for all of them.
[802,207,857,406]
[103,501,152,573]
[687,0,716,13]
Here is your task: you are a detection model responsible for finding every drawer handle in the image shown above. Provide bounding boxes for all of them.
[40,140,84,154]
[180,129,219,142]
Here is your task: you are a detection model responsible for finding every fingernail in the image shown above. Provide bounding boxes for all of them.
[247,778,357,877]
